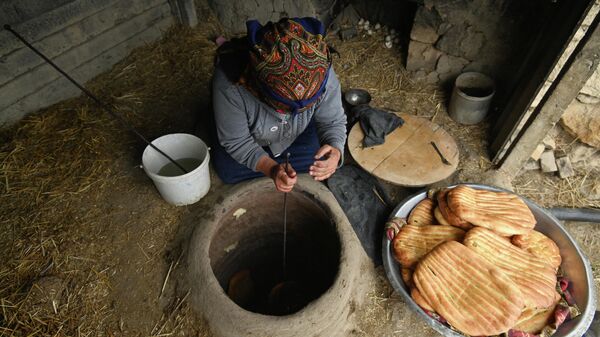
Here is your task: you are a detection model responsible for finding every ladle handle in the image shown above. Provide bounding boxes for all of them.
[282,152,290,279]
[284,153,290,175]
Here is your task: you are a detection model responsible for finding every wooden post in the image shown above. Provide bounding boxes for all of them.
[169,0,198,27]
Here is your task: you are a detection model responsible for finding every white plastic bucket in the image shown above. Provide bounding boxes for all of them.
[142,133,210,206]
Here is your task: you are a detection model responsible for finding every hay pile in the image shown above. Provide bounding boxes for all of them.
[0,19,220,336]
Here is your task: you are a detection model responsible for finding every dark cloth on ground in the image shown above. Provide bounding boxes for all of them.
[211,120,320,184]
[353,105,404,147]
[327,165,392,265]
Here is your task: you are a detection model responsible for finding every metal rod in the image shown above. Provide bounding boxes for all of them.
[3,24,188,175]
[430,141,451,165]
[282,152,290,279]
[548,207,600,223]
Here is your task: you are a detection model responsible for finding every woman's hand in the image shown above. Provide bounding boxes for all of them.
[256,155,297,192]
[309,145,341,181]
[270,163,297,192]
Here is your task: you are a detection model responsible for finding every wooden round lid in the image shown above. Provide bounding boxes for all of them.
[347,113,459,187]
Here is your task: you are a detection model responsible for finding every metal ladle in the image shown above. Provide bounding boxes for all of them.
[344,89,372,106]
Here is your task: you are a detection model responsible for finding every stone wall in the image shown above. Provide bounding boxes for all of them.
[0,0,177,126]
[406,0,548,88]
[206,0,338,35]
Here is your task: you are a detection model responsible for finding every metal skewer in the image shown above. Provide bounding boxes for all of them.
[3,24,188,175]
[283,152,290,278]
[430,141,451,166]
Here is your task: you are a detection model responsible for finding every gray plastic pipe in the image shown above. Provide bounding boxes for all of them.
[548,207,600,222]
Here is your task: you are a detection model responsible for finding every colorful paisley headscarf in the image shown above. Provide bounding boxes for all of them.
[246,17,331,114]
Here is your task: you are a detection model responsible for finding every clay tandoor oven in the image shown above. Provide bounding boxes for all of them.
[188,176,366,337]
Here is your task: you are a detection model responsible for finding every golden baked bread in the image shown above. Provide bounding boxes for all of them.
[514,293,560,333]
[408,198,436,226]
[433,207,451,226]
[401,268,414,288]
[463,227,557,308]
[512,230,562,270]
[411,287,434,311]
[436,189,472,230]
[447,185,536,236]
[414,241,524,336]
[392,224,466,268]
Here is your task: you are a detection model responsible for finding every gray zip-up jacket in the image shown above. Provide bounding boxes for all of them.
[213,66,347,171]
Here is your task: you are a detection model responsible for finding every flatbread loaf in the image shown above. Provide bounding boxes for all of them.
[408,198,436,226]
[447,185,535,236]
[514,293,560,334]
[463,227,557,308]
[411,287,434,311]
[414,241,524,336]
[401,268,414,288]
[392,224,465,268]
[433,207,451,226]
[437,189,472,230]
[512,230,562,270]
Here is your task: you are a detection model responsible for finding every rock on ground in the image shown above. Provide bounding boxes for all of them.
[523,159,541,171]
[556,156,575,178]
[540,150,558,173]
[577,93,600,105]
[569,144,599,167]
[561,100,600,148]
[531,143,546,161]
[543,135,556,150]
[580,65,600,99]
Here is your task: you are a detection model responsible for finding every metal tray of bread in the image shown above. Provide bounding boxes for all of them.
[382,183,597,337]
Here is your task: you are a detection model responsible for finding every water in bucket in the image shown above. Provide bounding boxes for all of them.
[157,158,202,177]
[142,133,210,205]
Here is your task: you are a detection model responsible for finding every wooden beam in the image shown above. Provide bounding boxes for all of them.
[169,0,198,28]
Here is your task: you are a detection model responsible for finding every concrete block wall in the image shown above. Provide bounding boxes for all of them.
[0,0,175,127]
[206,0,338,35]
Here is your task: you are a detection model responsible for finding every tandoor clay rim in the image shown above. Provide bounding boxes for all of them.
[188,176,366,337]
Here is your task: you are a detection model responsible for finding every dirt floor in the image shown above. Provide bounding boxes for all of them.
[1,15,599,337]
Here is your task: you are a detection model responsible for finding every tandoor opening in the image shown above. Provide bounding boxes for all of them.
[209,189,341,316]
